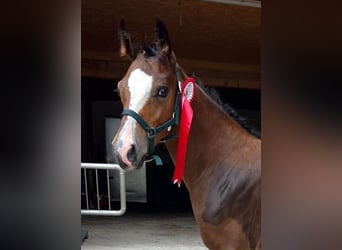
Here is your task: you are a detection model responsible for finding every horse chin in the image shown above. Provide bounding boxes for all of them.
[124,154,147,171]
[135,154,148,169]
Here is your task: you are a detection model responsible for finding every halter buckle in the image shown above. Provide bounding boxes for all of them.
[147,128,157,138]
[167,112,176,132]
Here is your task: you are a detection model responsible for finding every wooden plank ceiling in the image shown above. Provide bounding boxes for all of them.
[82,0,261,89]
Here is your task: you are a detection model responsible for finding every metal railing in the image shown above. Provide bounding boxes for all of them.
[81,163,126,216]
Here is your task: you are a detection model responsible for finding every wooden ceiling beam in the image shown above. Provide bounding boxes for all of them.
[81,50,260,89]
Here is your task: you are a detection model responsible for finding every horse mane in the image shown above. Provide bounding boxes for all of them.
[193,76,261,139]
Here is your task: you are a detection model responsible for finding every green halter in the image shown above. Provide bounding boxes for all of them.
[120,69,181,165]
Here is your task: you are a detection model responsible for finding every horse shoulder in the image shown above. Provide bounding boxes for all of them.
[197,140,260,249]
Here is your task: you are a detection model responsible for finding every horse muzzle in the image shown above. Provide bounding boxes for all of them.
[112,139,147,170]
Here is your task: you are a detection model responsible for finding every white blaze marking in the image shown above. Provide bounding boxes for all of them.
[117,117,135,169]
[128,68,153,112]
[115,68,152,168]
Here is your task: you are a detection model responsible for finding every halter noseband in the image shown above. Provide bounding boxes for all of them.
[120,68,181,165]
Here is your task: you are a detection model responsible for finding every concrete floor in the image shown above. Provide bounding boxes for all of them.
[81,205,207,250]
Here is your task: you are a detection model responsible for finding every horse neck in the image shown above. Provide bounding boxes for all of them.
[165,83,253,189]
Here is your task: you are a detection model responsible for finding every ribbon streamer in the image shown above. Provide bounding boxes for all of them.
[172,78,195,187]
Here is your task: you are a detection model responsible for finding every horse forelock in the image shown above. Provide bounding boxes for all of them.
[138,42,174,63]
[141,44,157,58]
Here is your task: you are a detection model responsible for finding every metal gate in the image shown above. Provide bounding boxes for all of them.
[81,163,126,216]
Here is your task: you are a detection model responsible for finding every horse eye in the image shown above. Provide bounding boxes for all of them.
[157,87,169,98]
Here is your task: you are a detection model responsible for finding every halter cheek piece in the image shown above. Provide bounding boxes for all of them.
[120,68,181,165]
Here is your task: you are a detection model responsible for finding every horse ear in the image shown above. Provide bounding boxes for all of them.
[155,19,172,56]
[118,19,136,60]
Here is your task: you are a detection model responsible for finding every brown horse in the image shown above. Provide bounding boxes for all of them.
[112,20,261,250]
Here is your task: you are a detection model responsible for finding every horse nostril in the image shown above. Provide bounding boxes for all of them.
[127,145,137,163]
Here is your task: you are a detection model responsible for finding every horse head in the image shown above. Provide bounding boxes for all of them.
[112,20,179,170]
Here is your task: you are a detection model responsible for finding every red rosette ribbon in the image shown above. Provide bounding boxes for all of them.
[172,78,195,187]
